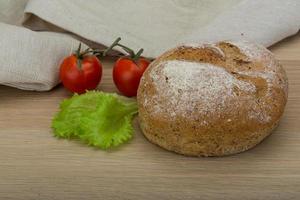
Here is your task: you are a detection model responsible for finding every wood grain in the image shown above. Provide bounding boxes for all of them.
[1,34,300,200]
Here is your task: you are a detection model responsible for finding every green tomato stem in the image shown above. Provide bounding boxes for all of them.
[116,43,136,58]
[102,37,122,57]
[75,43,82,58]
[74,38,145,62]
[133,48,144,62]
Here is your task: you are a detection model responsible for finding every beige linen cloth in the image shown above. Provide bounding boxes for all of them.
[0,0,300,91]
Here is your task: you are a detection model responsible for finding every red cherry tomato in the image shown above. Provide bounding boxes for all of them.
[59,55,102,94]
[113,57,150,97]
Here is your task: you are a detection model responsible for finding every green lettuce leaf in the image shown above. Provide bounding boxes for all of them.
[52,91,138,149]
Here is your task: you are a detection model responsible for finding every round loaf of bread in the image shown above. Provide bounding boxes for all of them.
[137,41,288,157]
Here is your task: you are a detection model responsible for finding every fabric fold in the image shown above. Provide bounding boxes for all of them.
[23,0,300,58]
[0,23,86,91]
[22,0,241,58]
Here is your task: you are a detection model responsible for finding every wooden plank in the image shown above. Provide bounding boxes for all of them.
[0,33,300,200]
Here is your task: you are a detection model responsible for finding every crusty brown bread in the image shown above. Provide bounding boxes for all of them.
[137,41,288,157]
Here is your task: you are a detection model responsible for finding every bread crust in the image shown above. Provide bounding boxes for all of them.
[137,41,288,157]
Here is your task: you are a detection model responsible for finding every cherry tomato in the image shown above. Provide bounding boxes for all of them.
[59,55,102,94]
[113,57,150,97]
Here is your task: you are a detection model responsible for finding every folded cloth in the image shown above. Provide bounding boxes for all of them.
[23,0,300,58]
[0,23,85,91]
[0,0,300,91]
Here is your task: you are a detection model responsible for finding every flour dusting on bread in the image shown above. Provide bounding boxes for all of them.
[149,60,256,119]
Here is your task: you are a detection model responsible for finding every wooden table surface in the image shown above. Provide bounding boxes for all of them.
[1,34,300,200]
